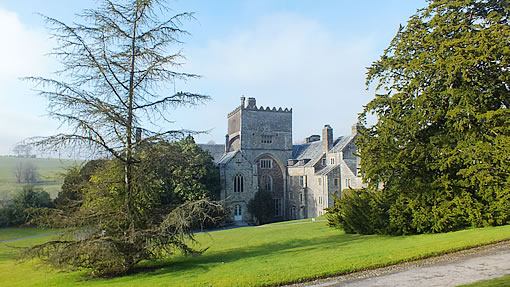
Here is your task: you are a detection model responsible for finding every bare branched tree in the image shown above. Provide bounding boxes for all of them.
[20,0,224,277]
[24,0,208,226]
[14,162,39,184]
[12,144,32,158]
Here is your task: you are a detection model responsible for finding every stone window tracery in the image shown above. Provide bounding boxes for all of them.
[260,159,273,169]
[234,174,244,192]
[261,175,272,191]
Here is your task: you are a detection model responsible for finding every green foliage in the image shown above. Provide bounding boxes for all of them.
[327,189,389,234]
[54,160,105,208]
[349,0,510,234]
[25,141,224,277]
[0,185,54,227]
[247,189,274,225]
[140,137,220,205]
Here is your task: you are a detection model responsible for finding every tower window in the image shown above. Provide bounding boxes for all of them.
[261,135,273,144]
[234,174,244,192]
[260,159,273,169]
[330,158,335,164]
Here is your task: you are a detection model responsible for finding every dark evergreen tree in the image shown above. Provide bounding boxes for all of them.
[333,0,509,235]
[248,189,274,225]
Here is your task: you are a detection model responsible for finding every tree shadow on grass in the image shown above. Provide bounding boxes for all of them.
[130,232,371,278]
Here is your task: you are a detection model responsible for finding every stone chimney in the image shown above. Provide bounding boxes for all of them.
[305,135,320,143]
[240,96,245,109]
[322,124,333,152]
[246,97,257,109]
[225,134,230,152]
[352,123,361,136]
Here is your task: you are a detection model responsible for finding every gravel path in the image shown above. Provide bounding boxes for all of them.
[290,241,510,287]
[0,232,63,243]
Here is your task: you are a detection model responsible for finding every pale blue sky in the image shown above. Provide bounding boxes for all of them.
[0,0,427,156]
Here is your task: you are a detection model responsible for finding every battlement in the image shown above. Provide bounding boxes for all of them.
[228,97,292,118]
[248,105,292,113]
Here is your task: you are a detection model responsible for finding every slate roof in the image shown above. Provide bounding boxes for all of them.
[315,164,339,175]
[289,135,355,173]
[216,151,238,165]
[199,144,226,163]
[330,135,355,153]
[291,140,324,166]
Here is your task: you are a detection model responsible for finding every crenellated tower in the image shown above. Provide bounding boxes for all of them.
[226,97,292,154]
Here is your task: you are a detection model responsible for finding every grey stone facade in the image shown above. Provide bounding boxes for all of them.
[203,97,362,224]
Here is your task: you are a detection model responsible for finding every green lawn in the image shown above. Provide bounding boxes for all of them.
[0,227,63,242]
[0,156,81,199]
[1,222,509,286]
[459,276,510,287]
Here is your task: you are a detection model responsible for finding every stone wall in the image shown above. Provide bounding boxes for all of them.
[241,108,292,152]
[221,152,257,223]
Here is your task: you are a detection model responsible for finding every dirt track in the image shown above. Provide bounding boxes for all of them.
[292,241,510,287]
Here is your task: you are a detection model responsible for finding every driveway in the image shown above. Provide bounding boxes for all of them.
[292,241,510,287]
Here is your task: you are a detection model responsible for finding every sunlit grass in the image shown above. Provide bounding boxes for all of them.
[459,275,510,287]
[1,222,509,286]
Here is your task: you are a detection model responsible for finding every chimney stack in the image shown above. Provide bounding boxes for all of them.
[225,134,230,152]
[352,123,361,136]
[240,96,245,109]
[246,97,257,109]
[322,124,333,152]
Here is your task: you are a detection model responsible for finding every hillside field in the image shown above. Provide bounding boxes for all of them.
[1,221,509,286]
[0,156,82,200]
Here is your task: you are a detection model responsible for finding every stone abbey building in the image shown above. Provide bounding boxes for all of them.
[202,97,362,224]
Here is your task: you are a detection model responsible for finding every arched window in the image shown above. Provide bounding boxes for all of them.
[261,175,272,191]
[234,174,244,193]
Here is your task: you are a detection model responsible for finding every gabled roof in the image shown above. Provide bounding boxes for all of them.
[330,135,355,153]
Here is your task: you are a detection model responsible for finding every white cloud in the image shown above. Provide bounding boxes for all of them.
[0,8,53,80]
[0,7,59,155]
[187,13,377,142]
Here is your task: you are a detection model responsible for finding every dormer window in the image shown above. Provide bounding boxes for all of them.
[322,157,326,166]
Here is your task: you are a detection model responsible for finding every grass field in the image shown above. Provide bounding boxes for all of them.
[1,221,509,286]
[460,276,510,287]
[0,227,63,242]
[0,156,82,200]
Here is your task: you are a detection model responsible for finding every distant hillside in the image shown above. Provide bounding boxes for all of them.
[0,156,83,200]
